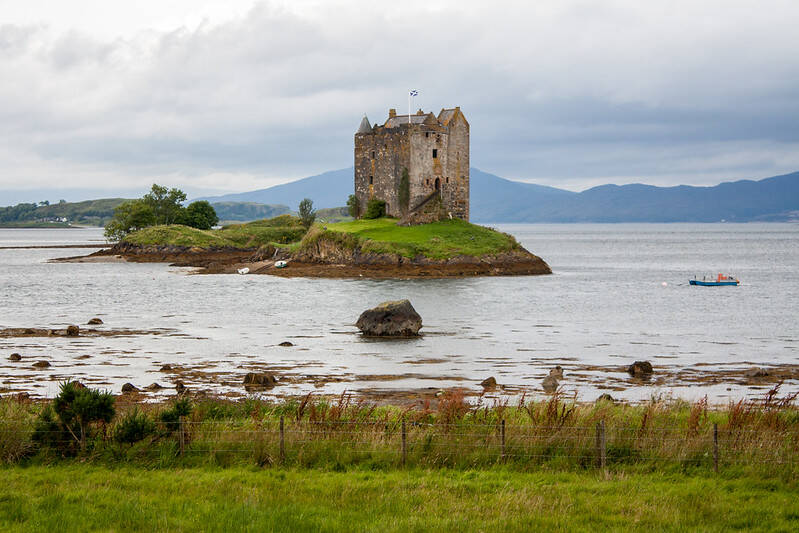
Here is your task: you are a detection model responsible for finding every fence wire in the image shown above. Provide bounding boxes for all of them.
[5,417,793,470]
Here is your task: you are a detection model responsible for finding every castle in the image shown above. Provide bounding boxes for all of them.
[354,106,469,223]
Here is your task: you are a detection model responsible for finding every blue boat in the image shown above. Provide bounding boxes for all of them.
[690,273,740,286]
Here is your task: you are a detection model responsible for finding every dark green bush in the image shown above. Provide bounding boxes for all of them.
[114,409,155,445]
[34,381,115,452]
[159,398,193,434]
[364,199,386,219]
[32,405,73,453]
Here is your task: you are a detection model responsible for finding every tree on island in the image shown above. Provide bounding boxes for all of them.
[179,200,219,230]
[104,184,219,241]
[346,194,360,219]
[143,184,186,225]
[298,198,316,228]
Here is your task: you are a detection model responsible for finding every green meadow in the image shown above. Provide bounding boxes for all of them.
[1,466,797,532]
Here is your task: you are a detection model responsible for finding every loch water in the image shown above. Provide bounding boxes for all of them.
[1,223,797,402]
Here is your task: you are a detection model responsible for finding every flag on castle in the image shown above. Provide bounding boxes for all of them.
[408,90,419,123]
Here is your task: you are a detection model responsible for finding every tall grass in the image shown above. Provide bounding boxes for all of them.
[3,388,799,475]
[0,398,37,463]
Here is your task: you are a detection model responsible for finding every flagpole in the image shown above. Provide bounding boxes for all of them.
[408,91,411,125]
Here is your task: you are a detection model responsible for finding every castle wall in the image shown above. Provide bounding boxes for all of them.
[408,128,448,211]
[354,128,409,217]
[445,115,470,220]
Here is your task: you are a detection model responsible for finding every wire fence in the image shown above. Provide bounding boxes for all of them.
[5,415,799,470]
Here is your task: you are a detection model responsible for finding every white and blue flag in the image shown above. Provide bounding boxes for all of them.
[409,90,418,96]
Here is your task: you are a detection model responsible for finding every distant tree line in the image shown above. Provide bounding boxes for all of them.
[104,184,218,241]
[0,198,125,225]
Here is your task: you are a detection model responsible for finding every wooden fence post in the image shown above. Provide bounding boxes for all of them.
[596,420,606,469]
[401,419,407,467]
[279,416,285,464]
[501,419,506,463]
[179,416,185,456]
[713,423,719,473]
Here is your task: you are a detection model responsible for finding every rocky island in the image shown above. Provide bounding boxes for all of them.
[60,106,551,277]
[66,215,551,278]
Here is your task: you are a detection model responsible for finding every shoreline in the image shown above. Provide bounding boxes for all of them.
[0,243,109,250]
[55,242,553,278]
[2,324,795,405]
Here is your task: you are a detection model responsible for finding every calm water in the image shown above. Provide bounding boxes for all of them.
[1,224,797,402]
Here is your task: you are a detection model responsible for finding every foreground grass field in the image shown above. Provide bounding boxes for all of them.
[2,466,798,532]
[3,391,799,530]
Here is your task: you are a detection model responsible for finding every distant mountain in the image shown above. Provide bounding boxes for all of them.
[211,202,290,222]
[199,168,799,222]
[196,168,352,210]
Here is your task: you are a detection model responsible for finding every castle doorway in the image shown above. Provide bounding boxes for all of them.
[434,178,441,191]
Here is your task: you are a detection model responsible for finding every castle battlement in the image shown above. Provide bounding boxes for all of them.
[354,106,469,222]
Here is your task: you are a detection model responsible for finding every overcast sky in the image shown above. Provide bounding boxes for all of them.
[1,0,798,202]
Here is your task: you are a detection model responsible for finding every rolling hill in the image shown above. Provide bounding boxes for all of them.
[196,168,799,223]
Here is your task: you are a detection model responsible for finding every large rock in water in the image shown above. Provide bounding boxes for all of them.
[356,300,422,337]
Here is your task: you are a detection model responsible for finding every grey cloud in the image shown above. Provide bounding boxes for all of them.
[1,0,799,198]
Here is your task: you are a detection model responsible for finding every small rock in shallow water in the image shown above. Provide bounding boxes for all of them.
[159,364,172,372]
[175,381,187,394]
[66,325,80,337]
[596,393,615,403]
[32,360,50,368]
[549,366,564,379]
[627,361,653,377]
[744,367,769,378]
[8,353,21,361]
[145,383,164,391]
[480,376,497,388]
[278,341,294,347]
[243,372,277,387]
[87,318,103,325]
[121,382,139,393]
[542,375,559,393]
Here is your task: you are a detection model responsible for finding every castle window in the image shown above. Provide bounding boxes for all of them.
[369,176,373,185]
[425,132,429,138]
[432,149,438,159]
[371,151,375,159]
[446,177,449,184]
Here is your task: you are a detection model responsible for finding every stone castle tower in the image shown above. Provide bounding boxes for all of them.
[354,107,469,222]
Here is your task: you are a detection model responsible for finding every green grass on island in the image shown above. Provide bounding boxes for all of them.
[122,215,306,248]
[1,466,797,532]
[121,214,524,260]
[306,218,523,259]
